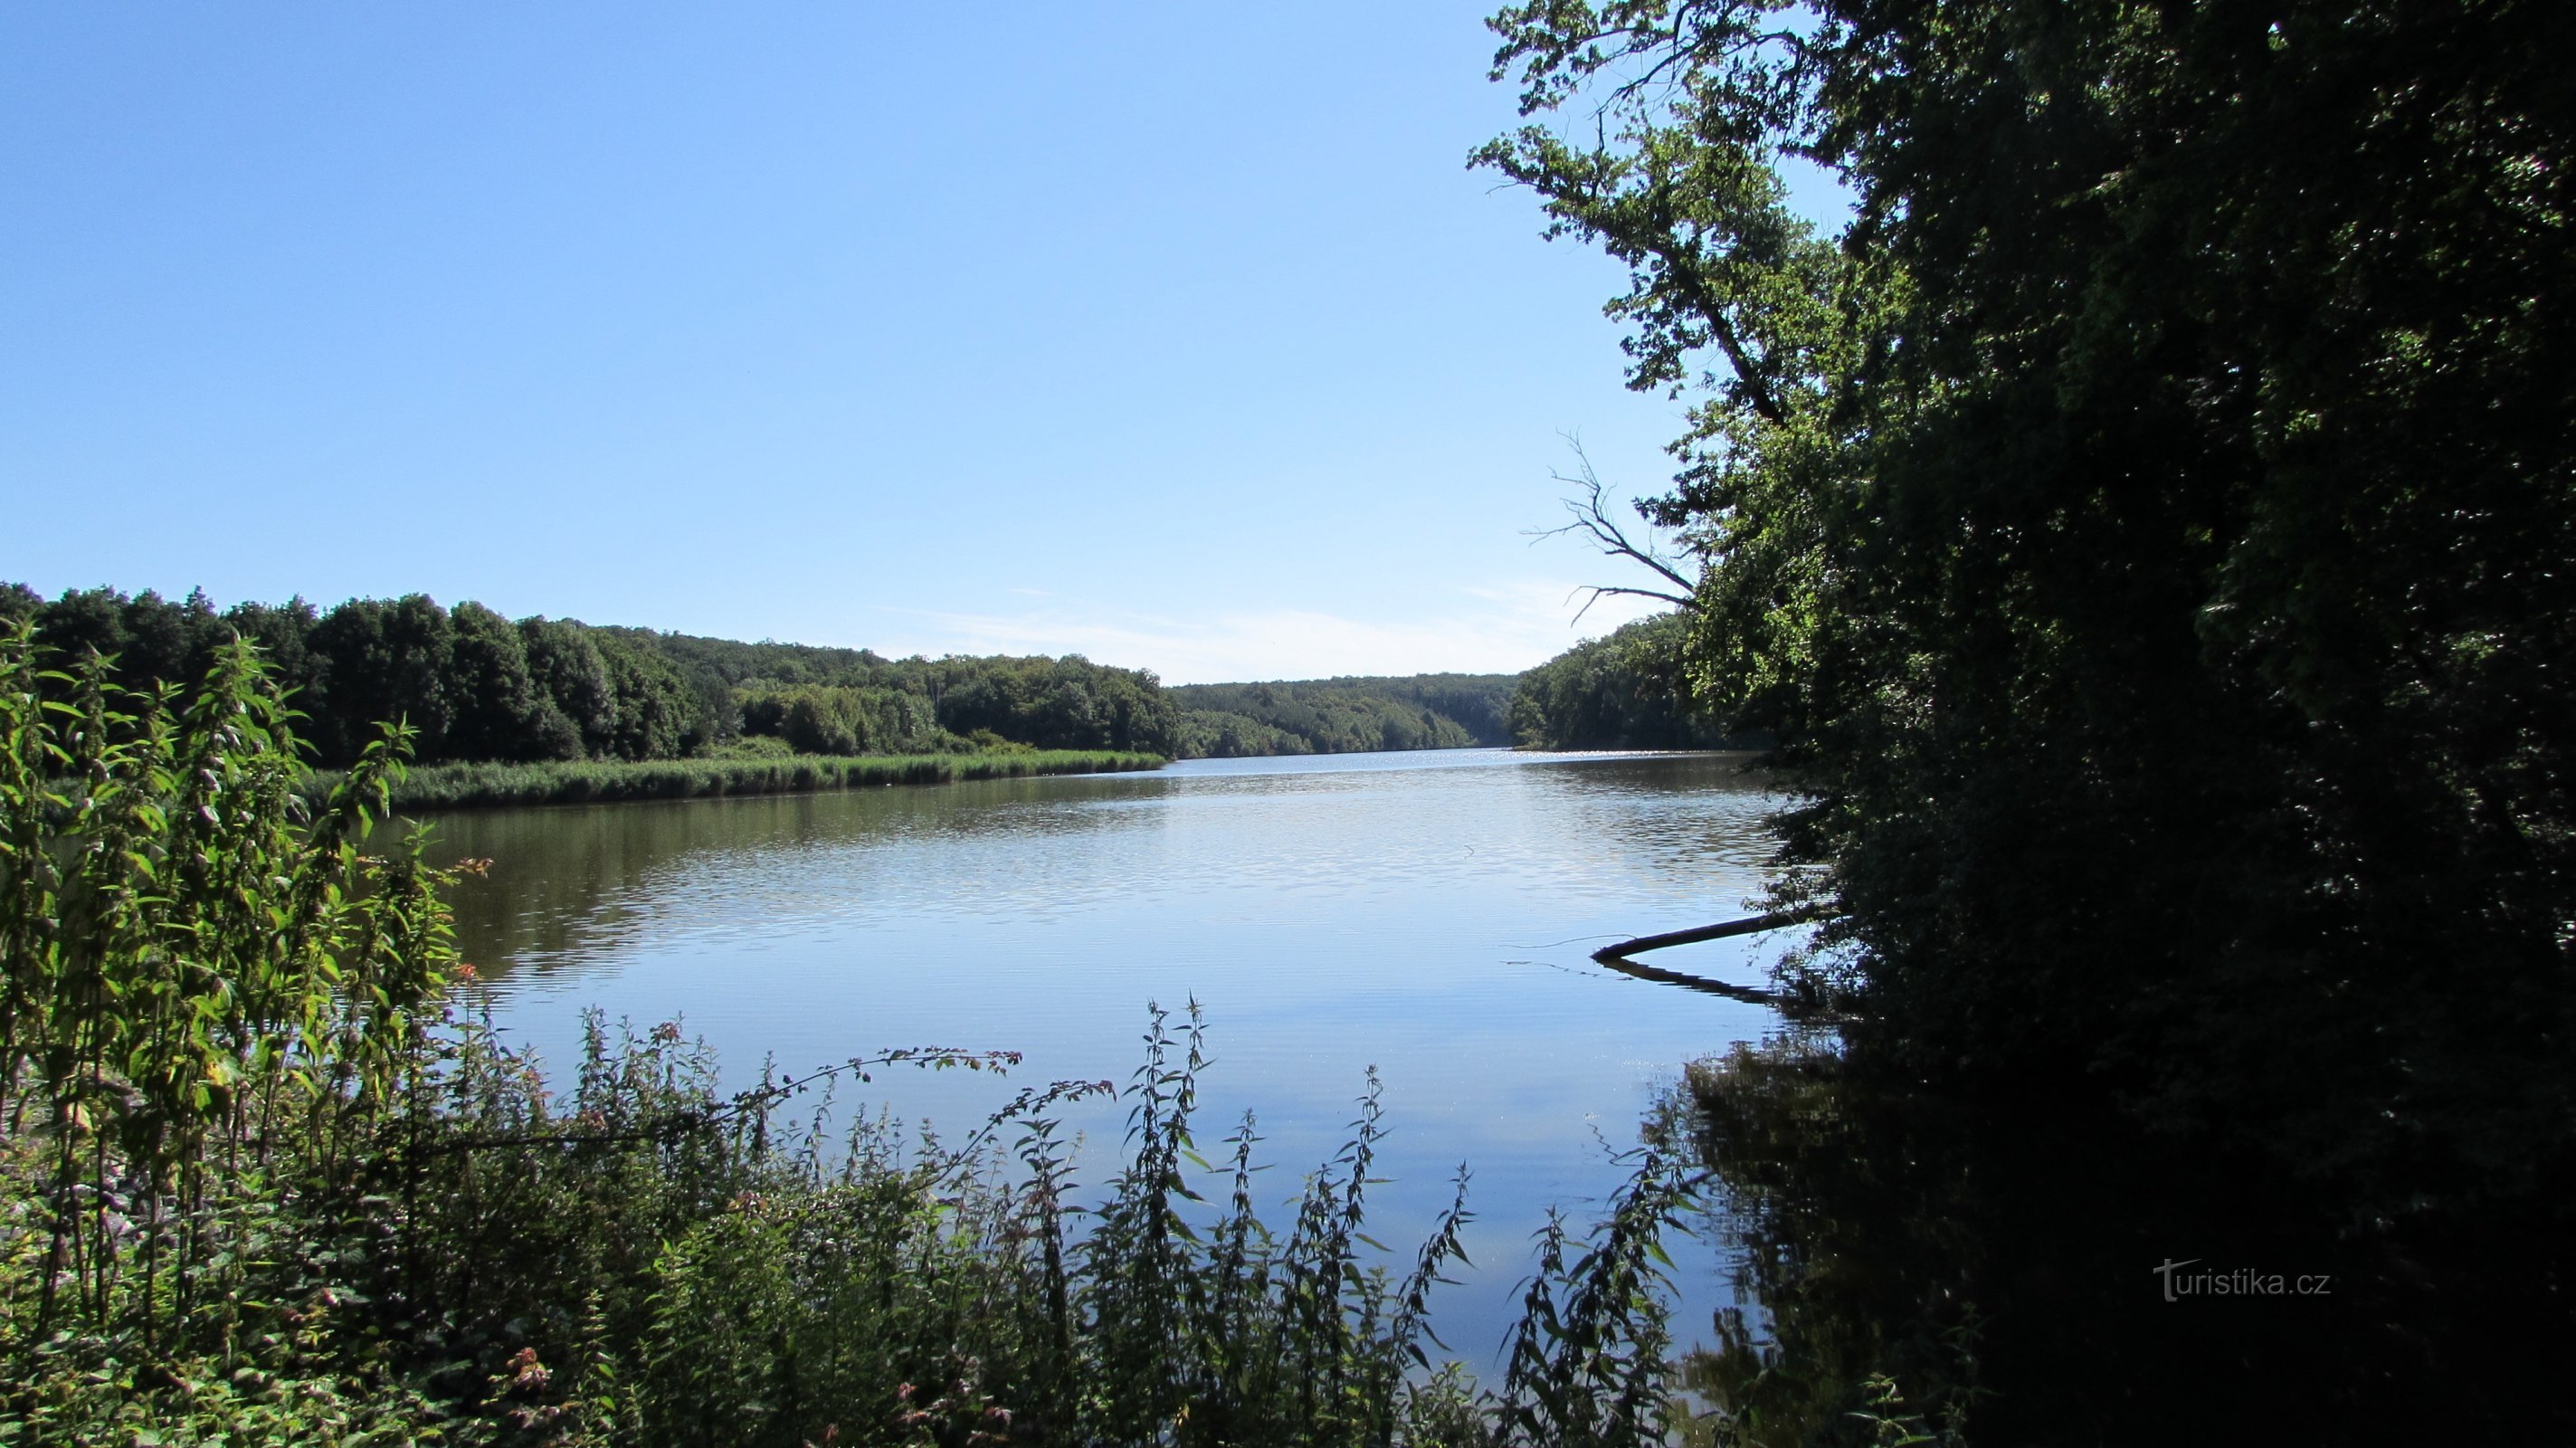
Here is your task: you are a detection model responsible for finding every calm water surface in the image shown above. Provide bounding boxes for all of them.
[425,748,1792,1356]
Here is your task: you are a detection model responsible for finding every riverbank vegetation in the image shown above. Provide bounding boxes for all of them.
[0,631,1702,1444]
[0,576,1746,770]
[1652,1033,2554,1442]
[309,748,1166,813]
[1487,0,2571,1434]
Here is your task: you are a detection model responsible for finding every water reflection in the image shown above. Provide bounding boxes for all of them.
[416,750,1782,982]
[408,748,1792,1358]
[1659,1033,2568,1443]
[418,778,1172,968]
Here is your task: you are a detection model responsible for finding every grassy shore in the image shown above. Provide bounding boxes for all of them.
[308,748,1166,811]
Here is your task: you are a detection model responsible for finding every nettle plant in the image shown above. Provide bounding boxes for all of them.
[0,623,448,1349]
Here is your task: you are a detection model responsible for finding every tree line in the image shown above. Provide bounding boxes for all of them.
[1505,614,1754,751]
[0,580,1760,767]
[0,585,1184,765]
[1,585,1657,766]
[1167,674,1519,757]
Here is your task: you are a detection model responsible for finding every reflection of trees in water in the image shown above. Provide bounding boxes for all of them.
[412,776,1166,973]
[1522,756,1785,881]
[415,757,1782,980]
[1655,1034,2569,1444]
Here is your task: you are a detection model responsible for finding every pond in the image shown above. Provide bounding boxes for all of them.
[423,748,1793,1361]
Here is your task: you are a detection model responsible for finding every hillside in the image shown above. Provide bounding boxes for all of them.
[1166,674,1517,757]
[0,586,1545,767]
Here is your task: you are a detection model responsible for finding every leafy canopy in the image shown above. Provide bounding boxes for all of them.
[1480,0,2575,1199]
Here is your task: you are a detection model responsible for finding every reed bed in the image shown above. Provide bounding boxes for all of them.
[305,748,1167,812]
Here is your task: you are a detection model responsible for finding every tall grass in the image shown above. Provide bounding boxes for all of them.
[302,749,1167,813]
[0,624,1697,1446]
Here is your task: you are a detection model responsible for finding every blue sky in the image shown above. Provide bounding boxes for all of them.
[3,3,1841,682]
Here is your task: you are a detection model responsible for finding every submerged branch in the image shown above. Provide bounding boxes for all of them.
[1590,905,1828,962]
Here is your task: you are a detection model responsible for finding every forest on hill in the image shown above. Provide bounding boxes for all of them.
[0,585,1179,764]
[0,584,1709,767]
[1165,673,1519,757]
[1505,614,1754,751]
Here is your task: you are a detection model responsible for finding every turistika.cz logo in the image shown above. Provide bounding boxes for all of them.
[2153,1259,2334,1302]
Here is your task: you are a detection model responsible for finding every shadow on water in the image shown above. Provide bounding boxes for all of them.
[1647,1029,2573,1444]
[406,773,1172,970]
[1600,955,1801,1010]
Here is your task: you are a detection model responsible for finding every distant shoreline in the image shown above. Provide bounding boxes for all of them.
[309,750,1167,813]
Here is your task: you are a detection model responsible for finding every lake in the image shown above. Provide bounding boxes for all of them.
[423,747,1793,1361]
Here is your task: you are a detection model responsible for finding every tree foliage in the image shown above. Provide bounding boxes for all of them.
[1652,1034,2568,1443]
[1508,613,1751,749]
[739,682,942,756]
[0,591,1549,769]
[0,586,1199,766]
[1481,0,2574,1206]
[1168,676,1516,757]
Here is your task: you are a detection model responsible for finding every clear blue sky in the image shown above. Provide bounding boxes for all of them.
[3,3,1841,682]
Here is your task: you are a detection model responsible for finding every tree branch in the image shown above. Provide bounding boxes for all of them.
[1641,233,1790,425]
[1526,438,1703,618]
[1568,583,1699,625]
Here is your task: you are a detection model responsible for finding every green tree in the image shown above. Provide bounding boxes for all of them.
[742,682,942,755]
[308,594,458,766]
[1164,679,1494,756]
[445,600,581,761]
[31,587,132,672]
[221,595,322,708]
[0,585,1198,767]
[1481,0,2575,1202]
[1508,613,1741,749]
[594,631,707,761]
[521,615,618,758]
[932,654,1181,753]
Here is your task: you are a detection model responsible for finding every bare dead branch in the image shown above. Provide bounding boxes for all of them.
[1527,438,1704,619]
[1567,582,1698,626]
